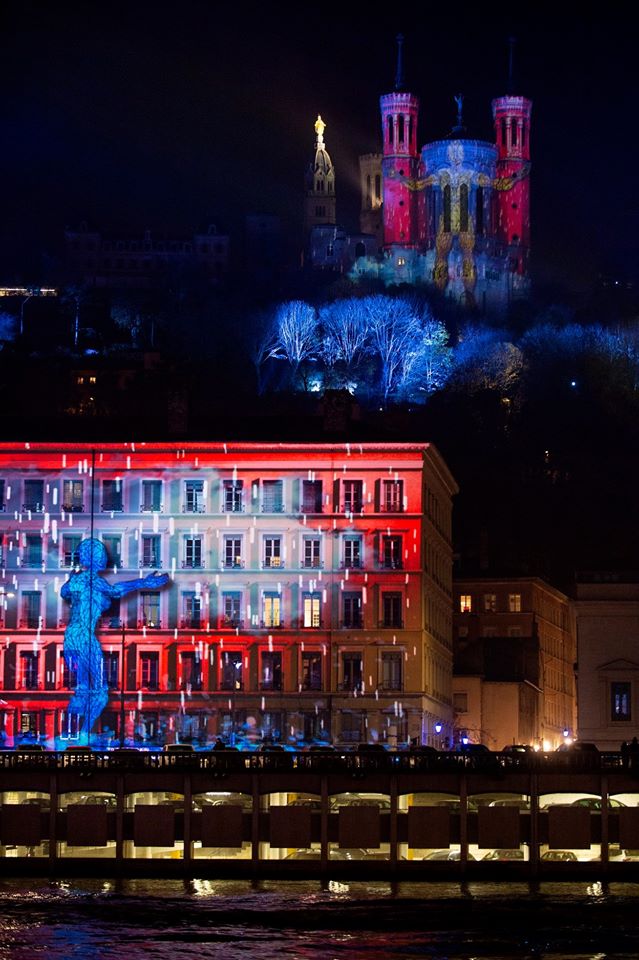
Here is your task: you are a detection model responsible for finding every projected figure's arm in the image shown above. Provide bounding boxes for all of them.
[109,572,170,598]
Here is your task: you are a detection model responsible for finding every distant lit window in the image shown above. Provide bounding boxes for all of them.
[460,594,472,613]
[483,593,497,612]
[262,592,281,628]
[303,593,321,628]
[612,682,631,721]
[508,593,522,613]
[62,479,84,512]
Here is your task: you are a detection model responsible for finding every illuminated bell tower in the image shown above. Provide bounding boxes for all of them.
[491,39,532,274]
[380,35,420,248]
[304,114,336,236]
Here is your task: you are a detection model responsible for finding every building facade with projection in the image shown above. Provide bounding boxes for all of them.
[0,443,457,750]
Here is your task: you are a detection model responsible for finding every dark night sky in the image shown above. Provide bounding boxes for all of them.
[1,2,637,289]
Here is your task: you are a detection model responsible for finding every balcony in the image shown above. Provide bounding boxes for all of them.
[62,503,85,513]
[182,560,203,569]
[260,680,283,691]
[342,560,362,570]
[338,681,363,693]
[380,619,404,629]
[261,503,285,514]
[380,504,403,513]
[100,617,122,630]
[301,560,323,569]
[141,559,163,569]
[340,619,363,630]
[262,558,282,569]
[182,503,206,514]
[223,504,245,514]
[223,560,244,569]
[19,619,42,630]
[139,619,162,629]
[341,503,363,514]
[181,618,202,630]
[381,560,403,570]
[260,620,285,629]
[22,503,44,513]
[101,503,123,513]
[220,617,244,629]
[140,503,163,513]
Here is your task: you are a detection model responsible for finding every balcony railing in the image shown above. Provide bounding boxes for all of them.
[342,560,362,569]
[338,681,363,693]
[261,503,285,513]
[182,560,203,569]
[223,504,245,513]
[140,503,163,512]
[260,680,283,691]
[62,503,85,513]
[380,619,404,629]
[341,502,363,514]
[182,503,206,514]
[262,558,282,568]
[141,559,163,569]
[220,617,244,629]
[22,503,44,513]
[100,617,122,629]
[101,503,123,512]
[181,618,203,630]
[381,560,403,570]
[340,619,363,629]
[301,560,323,569]
[139,619,162,629]
[223,560,244,569]
[260,620,285,629]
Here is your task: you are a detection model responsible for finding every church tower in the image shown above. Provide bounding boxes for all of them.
[304,115,336,236]
[380,35,420,248]
[492,39,532,274]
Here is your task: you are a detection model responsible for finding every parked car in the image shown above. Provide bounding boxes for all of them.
[489,798,531,810]
[163,743,194,753]
[482,848,525,861]
[540,850,578,862]
[422,849,476,861]
[570,796,626,810]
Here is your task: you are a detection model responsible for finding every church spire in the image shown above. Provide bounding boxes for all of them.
[394,33,405,91]
[304,113,336,237]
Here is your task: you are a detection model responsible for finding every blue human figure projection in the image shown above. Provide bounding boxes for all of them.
[60,538,169,741]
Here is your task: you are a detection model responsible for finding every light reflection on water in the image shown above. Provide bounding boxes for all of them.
[0,879,637,959]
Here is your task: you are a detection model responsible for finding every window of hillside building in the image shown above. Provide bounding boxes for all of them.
[508,593,522,612]
[302,479,322,513]
[24,479,44,512]
[102,479,123,512]
[443,184,452,232]
[62,535,81,569]
[460,594,472,613]
[262,479,284,513]
[262,592,282,628]
[141,535,161,568]
[20,651,39,690]
[0,479,5,511]
[180,651,202,691]
[62,479,84,512]
[453,692,468,712]
[223,479,243,513]
[343,479,363,513]
[483,593,497,612]
[302,537,321,568]
[303,593,321,628]
[611,682,631,721]
[382,479,403,512]
[222,592,242,627]
[260,651,282,690]
[139,652,159,690]
[184,536,203,568]
[141,479,162,512]
[22,591,41,629]
[104,651,120,690]
[381,652,402,691]
[341,653,363,692]
[343,536,362,569]
[340,709,365,743]
[24,534,42,567]
[220,651,243,690]
[184,479,205,513]
[382,592,403,628]
[342,592,362,628]
[263,536,282,568]
[102,535,121,569]
[182,592,202,629]
[381,535,402,569]
[140,591,161,628]
[302,651,322,690]
[223,536,243,568]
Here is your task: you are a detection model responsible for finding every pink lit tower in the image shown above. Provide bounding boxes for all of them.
[492,38,532,275]
[380,35,420,248]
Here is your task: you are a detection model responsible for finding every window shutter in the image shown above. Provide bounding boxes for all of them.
[374,479,381,512]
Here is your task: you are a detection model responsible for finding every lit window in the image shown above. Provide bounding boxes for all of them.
[612,682,631,721]
[262,592,282,628]
[303,593,321,628]
[62,479,84,512]
[483,593,497,612]
[460,594,472,613]
[508,593,522,612]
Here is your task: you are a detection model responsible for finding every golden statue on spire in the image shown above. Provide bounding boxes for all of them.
[314,114,326,144]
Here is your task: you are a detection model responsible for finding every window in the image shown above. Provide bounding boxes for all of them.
[302,537,321,568]
[443,184,452,232]
[184,536,203,568]
[303,593,321,628]
[501,117,507,146]
[460,182,469,231]
[62,479,84,512]
[102,479,123,512]
[262,479,284,513]
[184,479,205,513]
[141,480,162,512]
[22,591,41,629]
[222,592,242,628]
[262,592,282,628]
[341,653,362,692]
[0,479,5,511]
[223,536,243,568]
[260,651,282,690]
[483,593,497,612]
[460,594,472,613]
[180,651,202,691]
[62,535,81,568]
[302,651,322,690]
[381,535,402,569]
[182,592,202,629]
[508,593,522,613]
[220,651,243,690]
[24,479,44,512]
[104,651,120,690]
[343,480,363,513]
[139,652,159,690]
[612,682,631,721]
[381,652,402,691]
[223,479,243,513]
[302,479,322,513]
[342,592,362,628]
[476,185,484,235]
[397,113,405,144]
[381,479,403,512]
[382,592,403,628]
[343,536,362,569]
[141,535,161,568]
[20,652,39,690]
[453,692,468,712]
[340,710,365,743]
[60,650,77,689]
[24,535,42,567]
[140,591,161,628]
[263,536,282,568]
[102,535,121,569]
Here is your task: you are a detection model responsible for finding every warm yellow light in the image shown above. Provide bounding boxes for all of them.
[543,739,551,752]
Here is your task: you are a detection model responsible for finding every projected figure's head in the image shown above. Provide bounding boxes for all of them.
[78,538,108,572]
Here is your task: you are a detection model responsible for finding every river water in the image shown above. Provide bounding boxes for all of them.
[0,878,637,959]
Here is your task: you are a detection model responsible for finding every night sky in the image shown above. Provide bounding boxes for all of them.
[1,2,637,289]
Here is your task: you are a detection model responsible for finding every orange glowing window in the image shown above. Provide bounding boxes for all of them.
[460,595,472,613]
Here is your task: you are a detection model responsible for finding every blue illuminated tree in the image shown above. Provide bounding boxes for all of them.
[270,300,319,388]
